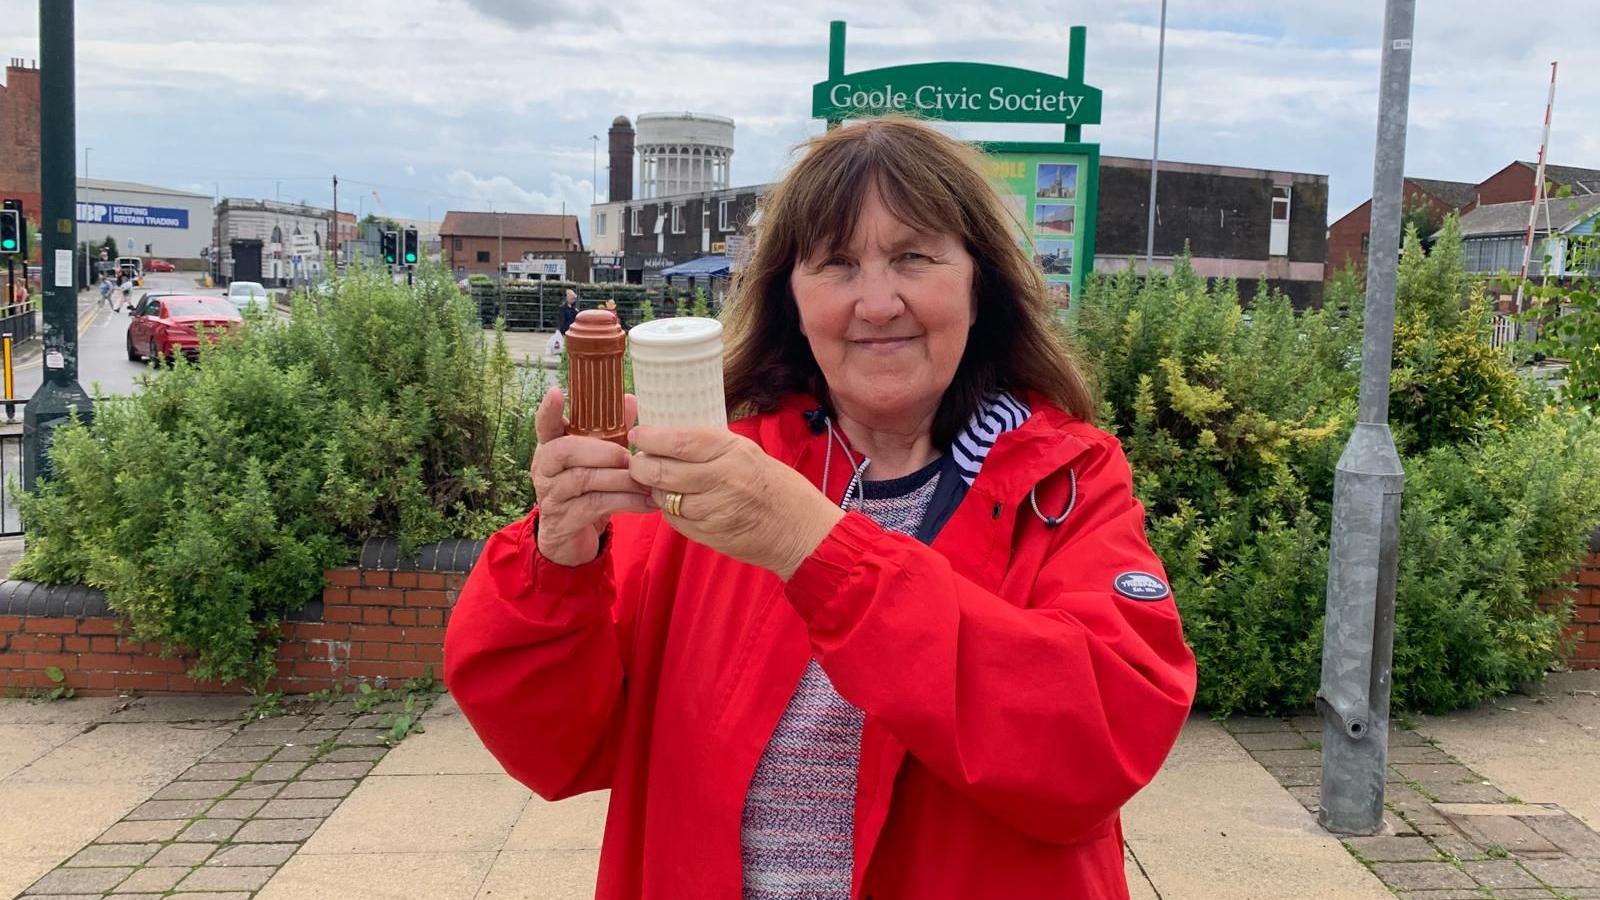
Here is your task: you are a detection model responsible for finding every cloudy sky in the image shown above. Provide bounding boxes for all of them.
[4,0,1597,227]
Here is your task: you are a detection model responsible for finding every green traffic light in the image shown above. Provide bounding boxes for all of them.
[405,253,416,263]
[0,239,14,251]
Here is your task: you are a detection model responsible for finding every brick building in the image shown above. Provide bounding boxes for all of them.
[1475,161,1600,206]
[1326,178,1478,280]
[439,211,588,281]
[0,59,42,253]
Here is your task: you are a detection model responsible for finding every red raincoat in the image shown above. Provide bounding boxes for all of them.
[445,393,1196,898]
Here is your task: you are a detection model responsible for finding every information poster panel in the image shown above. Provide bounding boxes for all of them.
[983,143,1098,319]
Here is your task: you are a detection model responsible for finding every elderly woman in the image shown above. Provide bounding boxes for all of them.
[445,116,1195,899]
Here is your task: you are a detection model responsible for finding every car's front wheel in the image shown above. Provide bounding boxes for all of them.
[126,331,142,362]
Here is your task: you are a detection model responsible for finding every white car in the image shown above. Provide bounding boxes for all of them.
[225,281,270,313]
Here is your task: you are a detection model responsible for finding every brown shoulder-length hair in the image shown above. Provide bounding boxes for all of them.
[721,115,1096,448]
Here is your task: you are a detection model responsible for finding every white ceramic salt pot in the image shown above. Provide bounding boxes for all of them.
[628,317,728,429]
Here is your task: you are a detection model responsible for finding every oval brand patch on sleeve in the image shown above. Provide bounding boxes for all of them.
[1114,571,1170,601]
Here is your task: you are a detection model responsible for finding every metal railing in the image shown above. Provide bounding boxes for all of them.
[0,429,22,537]
[0,300,37,345]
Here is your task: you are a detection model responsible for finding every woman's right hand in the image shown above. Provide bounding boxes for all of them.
[532,387,654,567]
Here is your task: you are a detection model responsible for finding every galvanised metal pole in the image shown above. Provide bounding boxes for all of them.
[1317,0,1413,835]
[24,0,92,491]
[1144,0,1167,267]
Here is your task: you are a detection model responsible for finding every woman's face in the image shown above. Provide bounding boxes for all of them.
[789,186,976,428]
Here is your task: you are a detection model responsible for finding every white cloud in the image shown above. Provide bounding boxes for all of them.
[444,169,593,216]
[405,165,417,177]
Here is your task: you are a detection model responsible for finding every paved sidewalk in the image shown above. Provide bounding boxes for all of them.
[4,674,1595,898]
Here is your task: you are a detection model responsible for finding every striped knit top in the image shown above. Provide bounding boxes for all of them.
[740,457,944,899]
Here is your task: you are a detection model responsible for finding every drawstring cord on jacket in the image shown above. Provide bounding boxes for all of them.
[805,405,1076,526]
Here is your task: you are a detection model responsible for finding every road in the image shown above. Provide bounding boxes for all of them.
[7,271,223,403]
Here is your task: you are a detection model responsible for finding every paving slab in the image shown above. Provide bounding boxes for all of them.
[9,722,230,786]
[371,702,501,776]
[1122,715,1391,900]
[473,850,602,899]
[503,791,608,852]
[255,850,495,900]
[114,865,189,892]
[0,697,127,725]
[63,842,160,867]
[176,865,277,892]
[0,782,151,898]
[104,695,254,723]
[299,774,529,854]
[0,723,85,780]
[22,864,134,893]
[1417,672,1600,828]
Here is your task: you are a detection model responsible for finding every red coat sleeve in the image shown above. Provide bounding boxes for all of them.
[784,437,1196,845]
[443,510,653,801]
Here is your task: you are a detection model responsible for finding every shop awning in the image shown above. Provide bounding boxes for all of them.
[660,255,732,278]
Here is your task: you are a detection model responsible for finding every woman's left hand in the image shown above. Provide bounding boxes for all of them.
[630,427,845,580]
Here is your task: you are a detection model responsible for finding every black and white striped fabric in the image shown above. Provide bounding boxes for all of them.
[950,392,1032,486]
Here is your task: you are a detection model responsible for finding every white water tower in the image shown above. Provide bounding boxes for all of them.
[635,112,734,199]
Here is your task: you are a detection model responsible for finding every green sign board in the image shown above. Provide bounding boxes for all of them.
[982,143,1099,314]
[813,22,1101,319]
[813,62,1102,126]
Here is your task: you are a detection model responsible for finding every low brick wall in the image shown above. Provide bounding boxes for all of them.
[4,533,1599,696]
[0,538,481,697]
[1545,534,1600,670]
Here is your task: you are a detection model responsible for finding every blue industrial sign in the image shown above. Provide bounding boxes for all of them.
[76,203,190,229]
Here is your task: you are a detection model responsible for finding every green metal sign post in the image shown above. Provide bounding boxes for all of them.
[812,21,1102,316]
[25,0,92,492]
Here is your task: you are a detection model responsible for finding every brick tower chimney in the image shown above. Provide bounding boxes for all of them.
[608,115,635,204]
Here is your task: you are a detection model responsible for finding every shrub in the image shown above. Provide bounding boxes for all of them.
[15,264,542,687]
[1389,219,1534,455]
[1394,408,1600,711]
[1075,255,1600,714]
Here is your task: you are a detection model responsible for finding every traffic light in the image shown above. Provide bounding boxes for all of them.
[380,230,398,266]
[402,228,418,266]
[0,200,20,256]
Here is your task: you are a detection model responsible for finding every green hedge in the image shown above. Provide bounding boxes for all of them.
[15,264,543,688]
[1076,225,1600,715]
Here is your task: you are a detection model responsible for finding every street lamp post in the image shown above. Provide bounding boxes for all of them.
[1144,0,1167,267]
[1317,0,1415,835]
[25,0,92,490]
[83,147,91,180]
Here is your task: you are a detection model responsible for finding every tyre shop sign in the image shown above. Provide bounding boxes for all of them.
[77,203,190,229]
[813,61,1102,126]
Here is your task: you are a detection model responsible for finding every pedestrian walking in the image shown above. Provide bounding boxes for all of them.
[99,275,113,309]
[119,276,133,311]
[446,116,1195,899]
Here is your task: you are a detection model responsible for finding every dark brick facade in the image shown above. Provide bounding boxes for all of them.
[1097,156,1329,306]
[617,188,765,282]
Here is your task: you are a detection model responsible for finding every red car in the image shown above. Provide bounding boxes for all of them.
[126,294,242,364]
[144,258,176,272]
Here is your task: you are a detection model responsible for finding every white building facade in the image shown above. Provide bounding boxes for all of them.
[75,178,215,265]
[214,199,333,285]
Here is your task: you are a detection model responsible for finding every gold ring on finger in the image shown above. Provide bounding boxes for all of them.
[663,491,684,518]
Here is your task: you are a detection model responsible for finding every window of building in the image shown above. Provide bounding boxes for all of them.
[632,208,641,236]
[477,251,490,263]
[1271,186,1291,222]
[672,205,684,234]
[453,237,463,251]
[1361,233,1369,257]
[597,212,607,236]
[719,199,731,232]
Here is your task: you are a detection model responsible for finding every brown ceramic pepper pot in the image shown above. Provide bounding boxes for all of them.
[564,309,629,446]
